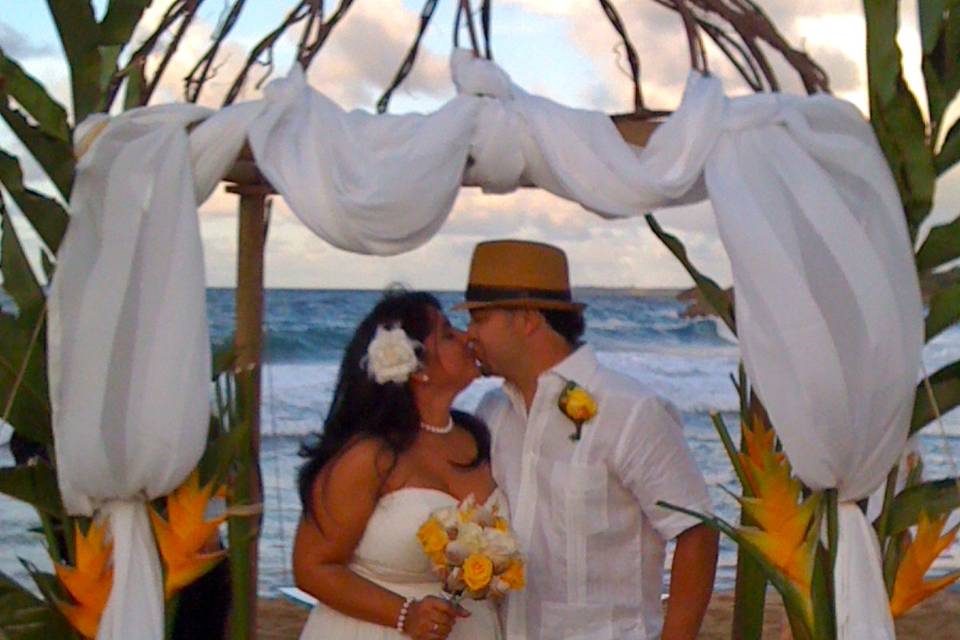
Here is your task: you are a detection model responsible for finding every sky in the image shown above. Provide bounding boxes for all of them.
[2,0,958,290]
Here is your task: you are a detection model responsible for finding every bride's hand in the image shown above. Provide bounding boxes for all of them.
[404,596,470,639]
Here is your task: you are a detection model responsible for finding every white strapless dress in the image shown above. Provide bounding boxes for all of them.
[299,487,505,639]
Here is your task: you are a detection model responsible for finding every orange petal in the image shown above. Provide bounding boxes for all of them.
[164,550,226,599]
[54,563,113,611]
[890,511,960,618]
[57,599,102,639]
[73,520,112,578]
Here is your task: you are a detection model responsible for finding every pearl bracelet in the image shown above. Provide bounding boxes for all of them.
[396,596,414,633]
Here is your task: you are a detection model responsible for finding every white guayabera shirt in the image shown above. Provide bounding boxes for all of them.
[477,345,710,640]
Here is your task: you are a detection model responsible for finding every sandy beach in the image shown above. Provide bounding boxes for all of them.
[256,589,960,639]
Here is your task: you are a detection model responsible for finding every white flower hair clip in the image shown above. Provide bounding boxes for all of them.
[362,324,422,384]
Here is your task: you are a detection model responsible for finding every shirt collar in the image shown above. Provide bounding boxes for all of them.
[499,344,600,412]
[545,342,599,385]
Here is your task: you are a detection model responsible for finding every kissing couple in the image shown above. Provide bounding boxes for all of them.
[293,240,719,640]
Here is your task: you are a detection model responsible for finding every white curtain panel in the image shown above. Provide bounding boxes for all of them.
[50,50,920,639]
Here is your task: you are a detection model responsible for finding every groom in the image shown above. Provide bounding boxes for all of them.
[459,240,718,639]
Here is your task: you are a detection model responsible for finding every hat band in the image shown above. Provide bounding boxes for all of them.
[465,284,573,304]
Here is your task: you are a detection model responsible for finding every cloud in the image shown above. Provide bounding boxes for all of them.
[301,0,453,110]
[0,23,54,60]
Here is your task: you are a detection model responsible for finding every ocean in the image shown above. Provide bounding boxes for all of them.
[3,288,960,597]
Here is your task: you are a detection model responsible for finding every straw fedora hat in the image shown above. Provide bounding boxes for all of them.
[455,240,586,312]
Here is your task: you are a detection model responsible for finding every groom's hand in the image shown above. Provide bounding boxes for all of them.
[404,596,470,639]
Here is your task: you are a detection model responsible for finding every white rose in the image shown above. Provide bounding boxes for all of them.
[433,506,459,529]
[363,325,421,384]
[483,529,518,572]
[456,522,486,554]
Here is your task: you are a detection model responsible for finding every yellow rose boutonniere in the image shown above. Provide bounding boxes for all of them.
[558,380,598,441]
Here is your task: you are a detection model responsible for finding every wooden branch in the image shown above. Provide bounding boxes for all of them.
[142,0,202,104]
[377,0,441,113]
[185,0,248,103]
[599,0,645,115]
[297,0,356,70]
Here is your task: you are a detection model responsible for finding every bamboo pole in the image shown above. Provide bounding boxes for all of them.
[226,181,272,640]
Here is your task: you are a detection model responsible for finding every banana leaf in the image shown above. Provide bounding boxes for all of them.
[916,213,960,272]
[919,0,960,133]
[926,281,960,341]
[0,48,70,143]
[883,477,960,536]
[0,311,51,447]
[0,569,54,640]
[0,463,64,517]
[645,213,735,334]
[18,560,78,639]
[0,149,68,254]
[0,200,44,317]
[46,0,102,123]
[865,0,936,240]
[938,118,960,175]
[0,101,74,201]
[99,0,152,46]
[911,360,960,434]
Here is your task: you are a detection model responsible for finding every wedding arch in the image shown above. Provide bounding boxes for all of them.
[3,2,944,640]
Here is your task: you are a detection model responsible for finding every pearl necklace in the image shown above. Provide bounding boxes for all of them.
[420,417,454,434]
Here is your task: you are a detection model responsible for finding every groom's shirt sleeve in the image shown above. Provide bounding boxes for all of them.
[611,395,711,541]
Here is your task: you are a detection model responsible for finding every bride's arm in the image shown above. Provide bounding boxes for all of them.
[293,438,463,637]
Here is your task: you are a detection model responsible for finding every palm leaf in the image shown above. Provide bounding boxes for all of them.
[0,150,68,254]
[0,48,70,142]
[645,213,735,333]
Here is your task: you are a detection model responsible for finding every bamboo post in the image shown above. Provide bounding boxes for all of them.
[226,180,273,640]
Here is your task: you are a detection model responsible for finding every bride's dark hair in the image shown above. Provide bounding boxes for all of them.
[297,289,490,515]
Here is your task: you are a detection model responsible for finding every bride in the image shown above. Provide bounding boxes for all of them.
[294,290,503,640]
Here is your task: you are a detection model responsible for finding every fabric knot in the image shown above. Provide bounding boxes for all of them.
[263,64,307,106]
[721,92,786,132]
[464,98,528,193]
[451,48,514,100]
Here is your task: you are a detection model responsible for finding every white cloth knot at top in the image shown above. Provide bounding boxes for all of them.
[464,98,529,193]
[720,92,786,132]
[451,48,514,99]
[450,48,530,193]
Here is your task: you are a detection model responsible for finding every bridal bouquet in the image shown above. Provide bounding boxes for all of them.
[417,495,525,602]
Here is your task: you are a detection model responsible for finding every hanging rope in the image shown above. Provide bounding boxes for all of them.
[598,0,645,116]
[453,0,483,56]
[480,0,493,59]
[377,0,441,113]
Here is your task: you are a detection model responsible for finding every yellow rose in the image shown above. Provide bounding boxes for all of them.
[417,518,448,556]
[494,517,509,532]
[427,550,447,568]
[561,386,597,422]
[499,560,525,590]
[462,554,494,591]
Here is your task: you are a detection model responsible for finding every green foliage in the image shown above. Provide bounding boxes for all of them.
[0,569,61,640]
[0,151,68,254]
[865,0,937,242]
[644,213,735,334]
[885,477,960,535]
[0,49,70,143]
[911,361,960,434]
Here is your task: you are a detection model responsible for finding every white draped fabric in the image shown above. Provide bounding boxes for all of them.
[50,49,921,639]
